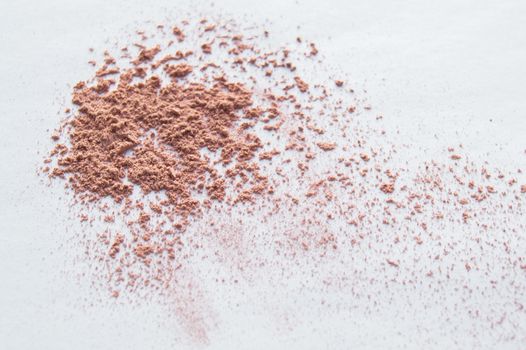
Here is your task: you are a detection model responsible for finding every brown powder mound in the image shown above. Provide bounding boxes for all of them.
[52,65,268,219]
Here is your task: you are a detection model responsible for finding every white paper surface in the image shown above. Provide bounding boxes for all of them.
[1,0,525,349]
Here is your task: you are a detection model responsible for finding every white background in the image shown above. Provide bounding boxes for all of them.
[1,0,525,349]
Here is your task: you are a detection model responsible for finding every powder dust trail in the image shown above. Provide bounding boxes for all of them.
[41,15,526,347]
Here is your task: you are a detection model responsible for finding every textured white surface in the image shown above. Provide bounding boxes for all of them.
[1,0,526,349]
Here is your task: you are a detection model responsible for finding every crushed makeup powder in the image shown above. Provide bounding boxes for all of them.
[42,16,526,346]
[52,67,269,216]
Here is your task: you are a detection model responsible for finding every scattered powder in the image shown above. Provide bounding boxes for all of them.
[42,16,526,346]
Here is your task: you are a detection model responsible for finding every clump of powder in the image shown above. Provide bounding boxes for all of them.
[52,70,269,216]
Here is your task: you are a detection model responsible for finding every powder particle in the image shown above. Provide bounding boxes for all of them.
[201,43,212,54]
[164,63,193,79]
[360,153,370,162]
[134,243,154,259]
[309,43,318,56]
[386,259,399,267]
[294,76,309,93]
[173,26,185,42]
[96,67,120,77]
[134,45,161,64]
[317,142,336,151]
[109,233,124,258]
[380,183,395,194]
